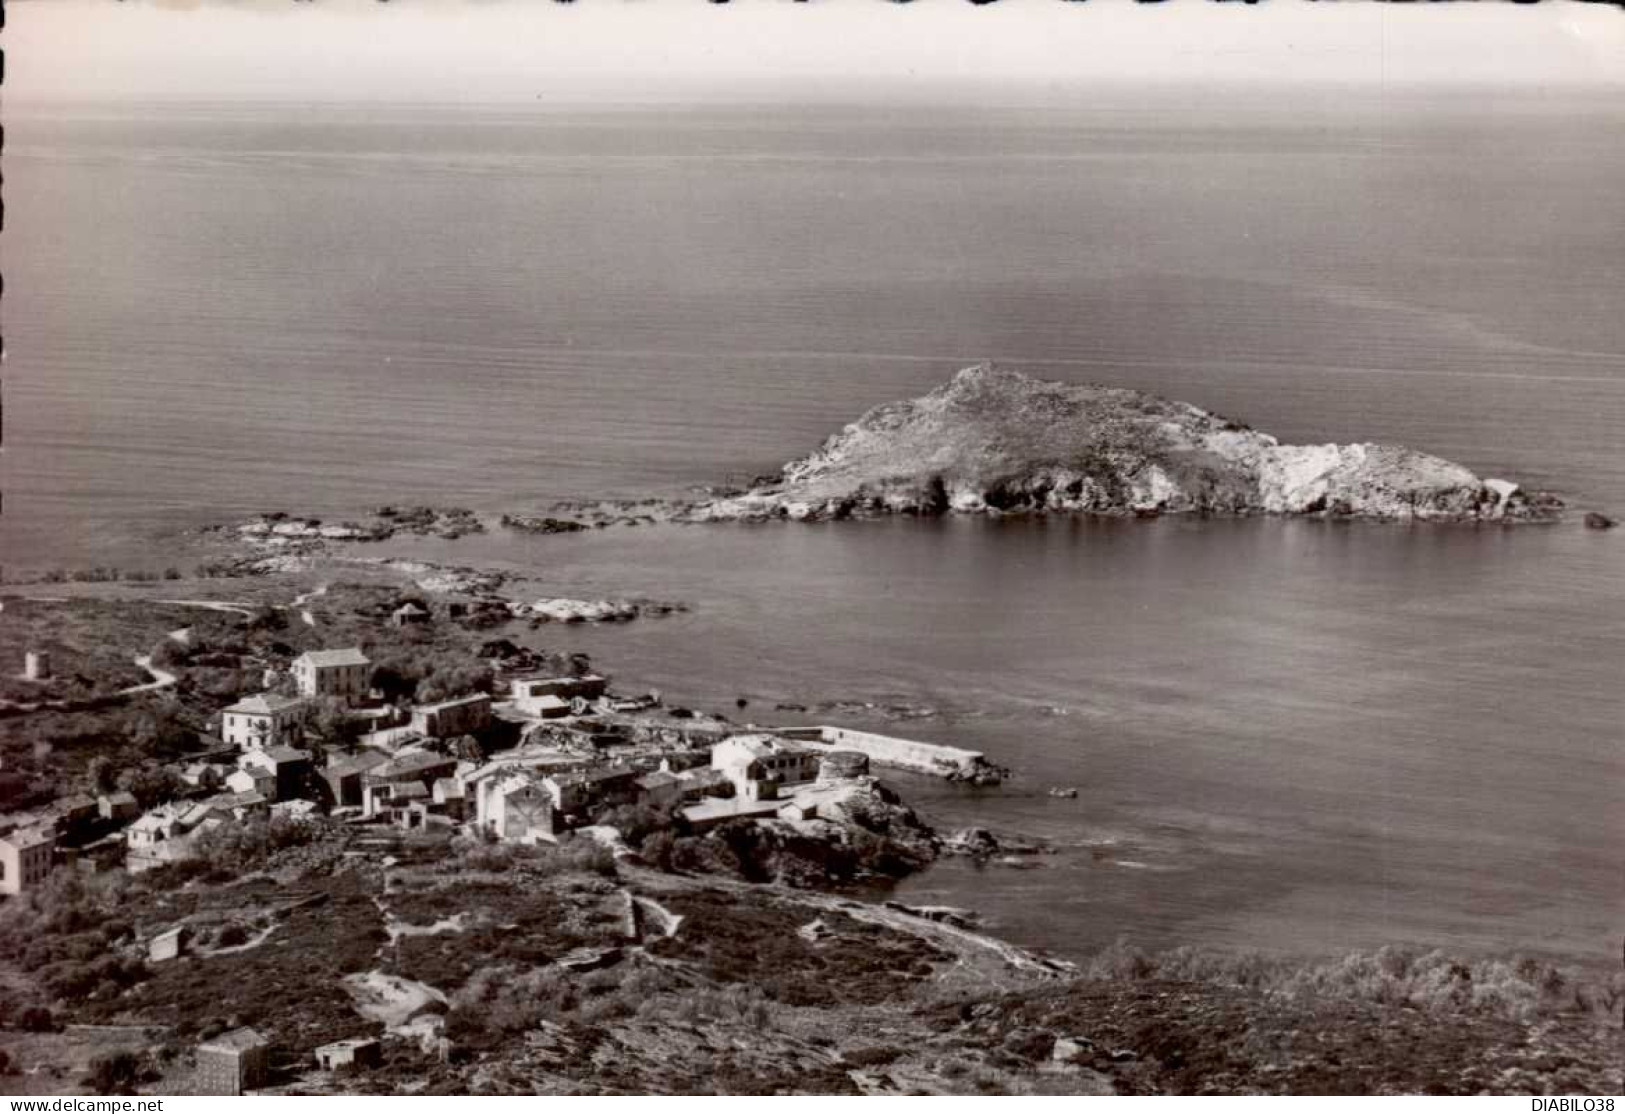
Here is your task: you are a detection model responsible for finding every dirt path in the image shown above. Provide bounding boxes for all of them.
[289,583,329,627]
[628,867,1069,994]
[119,654,177,696]
[152,598,257,618]
[799,890,1074,983]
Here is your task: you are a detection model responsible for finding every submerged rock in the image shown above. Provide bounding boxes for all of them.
[946,827,1000,856]
[501,514,590,534]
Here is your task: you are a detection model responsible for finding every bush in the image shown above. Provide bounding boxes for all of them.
[84,1050,146,1095]
[19,1006,57,1032]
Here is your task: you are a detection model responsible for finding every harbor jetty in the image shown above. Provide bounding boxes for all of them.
[775,724,1005,784]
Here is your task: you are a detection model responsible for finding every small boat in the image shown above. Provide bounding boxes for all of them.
[1048,786,1078,799]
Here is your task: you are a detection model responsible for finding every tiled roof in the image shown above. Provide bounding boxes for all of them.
[253,745,310,765]
[553,765,640,787]
[325,750,389,778]
[296,648,371,668]
[415,693,492,712]
[372,750,458,781]
[200,1027,269,1052]
[1,827,54,849]
[225,693,305,715]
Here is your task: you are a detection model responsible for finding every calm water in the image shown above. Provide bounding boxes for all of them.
[4,96,1622,965]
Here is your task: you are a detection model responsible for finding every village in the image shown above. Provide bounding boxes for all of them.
[3,631,1000,886]
[5,587,1602,1099]
[0,590,1016,1093]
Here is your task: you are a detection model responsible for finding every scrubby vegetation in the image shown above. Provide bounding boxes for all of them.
[4,821,1618,1097]
[1072,940,1625,1029]
[0,598,201,702]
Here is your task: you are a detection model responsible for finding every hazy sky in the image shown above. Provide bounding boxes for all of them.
[10,0,1625,105]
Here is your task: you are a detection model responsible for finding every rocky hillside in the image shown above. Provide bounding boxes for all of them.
[688,365,1562,524]
[5,825,1617,1097]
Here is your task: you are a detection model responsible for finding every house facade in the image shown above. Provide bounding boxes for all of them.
[362,750,460,818]
[541,766,641,817]
[0,827,55,895]
[315,1038,381,1072]
[220,693,306,748]
[410,693,492,738]
[511,674,607,716]
[196,1028,270,1095]
[480,775,560,841]
[240,745,312,801]
[149,926,190,963]
[391,602,431,627]
[321,750,389,808]
[99,791,139,822]
[292,648,371,701]
[226,767,275,799]
[126,806,188,849]
[711,735,821,801]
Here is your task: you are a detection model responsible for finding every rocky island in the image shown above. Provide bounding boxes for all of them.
[690,365,1563,524]
[550,365,1563,529]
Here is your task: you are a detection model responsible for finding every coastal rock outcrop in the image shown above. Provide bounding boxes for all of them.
[681,365,1563,525]
[528,597,686,623]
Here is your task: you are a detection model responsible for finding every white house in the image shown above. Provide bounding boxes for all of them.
[227,767,275,799]
[711,735,821,801]
[478,774,560,842]
[221,693,306,748]
[511,675,607,716]
[0,827,55,895]
[291,648,371,701]
[126,806,189,850]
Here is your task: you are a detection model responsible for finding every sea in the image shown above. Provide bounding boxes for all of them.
[4,92,1622,968]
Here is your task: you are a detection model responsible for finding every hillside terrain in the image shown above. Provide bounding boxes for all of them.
[1,827,1618,1096]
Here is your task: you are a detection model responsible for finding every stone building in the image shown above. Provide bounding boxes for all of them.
[240,744,313,802]
[511,674,607,716]
[410,693,492,738]
[98,791,139,823]
[23,651,50,681]
[391,602,431,627]
[320,750,389,808]
[291,648,371,701]
[480,774,560,841]
[195,1027,270,1095]
[315,1037,381,1072]
[0,827,55,896]
[148,925,190,963]
[710,735,821,801]
[362,750,459,819]
[220,693,306,748]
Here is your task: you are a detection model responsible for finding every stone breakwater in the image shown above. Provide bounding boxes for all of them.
[776,724,1005,784]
